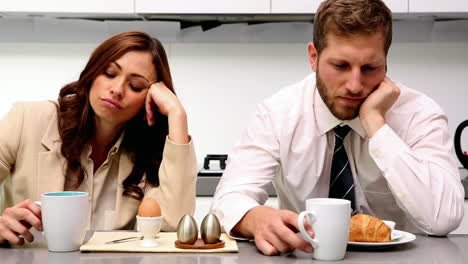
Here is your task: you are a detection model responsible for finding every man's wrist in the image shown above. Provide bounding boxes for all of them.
[233,206,265,239]
[361,113,385,138]
[232,210,254,238]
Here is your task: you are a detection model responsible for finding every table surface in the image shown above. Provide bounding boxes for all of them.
[1,233,467,264]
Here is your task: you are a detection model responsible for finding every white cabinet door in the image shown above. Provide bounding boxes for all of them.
[135,0,270,14]
[410,0,468,12]
[0,0,133,13]
[271,0,408,14]
[271,0,322,14]
[271,0,321,13]
[385,0,408,13]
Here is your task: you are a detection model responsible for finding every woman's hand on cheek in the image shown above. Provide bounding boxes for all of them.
[145,82,185,126]
[145,81,189,143]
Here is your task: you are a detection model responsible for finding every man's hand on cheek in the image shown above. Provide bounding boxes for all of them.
[359,76,400,138]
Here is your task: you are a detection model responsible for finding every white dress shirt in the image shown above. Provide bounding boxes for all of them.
[212,74,464,236]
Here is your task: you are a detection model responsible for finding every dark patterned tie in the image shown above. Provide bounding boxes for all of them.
[329,125,356,212]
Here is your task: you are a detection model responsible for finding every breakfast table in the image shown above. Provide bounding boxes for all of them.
[1,232,468,263]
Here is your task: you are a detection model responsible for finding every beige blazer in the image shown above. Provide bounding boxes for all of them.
[0,101,197,231]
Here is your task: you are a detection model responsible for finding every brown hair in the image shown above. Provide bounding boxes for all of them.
[313,0,393,55]
[57,31,174,200]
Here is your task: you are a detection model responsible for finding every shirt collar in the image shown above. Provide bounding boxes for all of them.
[312,85,366,139]
[84,129,126,158]
[110,129,126,154]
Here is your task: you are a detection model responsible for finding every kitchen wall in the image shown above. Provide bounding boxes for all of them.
[0,18,467,169]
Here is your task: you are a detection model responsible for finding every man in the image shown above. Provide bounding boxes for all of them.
[212,0,464,256]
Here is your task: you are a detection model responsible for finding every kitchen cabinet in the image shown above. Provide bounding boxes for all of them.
[270,0,320,13]
[383,0,409,13]
[135,0,270,14]
[2,0,468,20]
[271,0,408,14]
[410,0,468,13]
[0,0,133,14]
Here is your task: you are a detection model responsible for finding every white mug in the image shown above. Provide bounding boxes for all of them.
[40,191,89,252]
[297,198,351,261]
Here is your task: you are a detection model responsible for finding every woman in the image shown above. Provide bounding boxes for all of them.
[0,31,197,245]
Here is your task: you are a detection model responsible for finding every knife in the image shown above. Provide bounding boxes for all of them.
[105,236,143,244]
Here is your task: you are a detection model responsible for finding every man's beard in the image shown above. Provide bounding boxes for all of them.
[316,71,362,121]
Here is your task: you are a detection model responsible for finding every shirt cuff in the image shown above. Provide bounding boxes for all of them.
[166,135,192,146]
[368,124,410,173]
[213,193,260,240]
[163,135,194,162]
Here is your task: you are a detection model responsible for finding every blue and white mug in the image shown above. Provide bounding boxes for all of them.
[37,191,89,252]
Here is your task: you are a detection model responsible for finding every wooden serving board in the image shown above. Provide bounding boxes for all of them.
[175,238,225,249]
[80,231,238,253]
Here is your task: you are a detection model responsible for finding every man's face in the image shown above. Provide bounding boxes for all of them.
[308,32,387,120]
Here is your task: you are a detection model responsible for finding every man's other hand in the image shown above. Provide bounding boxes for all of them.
[232,206,314,256]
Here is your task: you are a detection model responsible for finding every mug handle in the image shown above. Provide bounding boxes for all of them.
[297,211,319,249]
[34,201,45,235]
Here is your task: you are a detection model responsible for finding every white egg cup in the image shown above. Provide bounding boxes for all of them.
[136,215,163,247]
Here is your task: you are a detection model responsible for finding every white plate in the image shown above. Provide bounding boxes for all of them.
[348,230,416,247]
[391,230,404,240]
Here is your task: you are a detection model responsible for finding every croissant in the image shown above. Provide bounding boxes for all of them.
[348,214,391,242]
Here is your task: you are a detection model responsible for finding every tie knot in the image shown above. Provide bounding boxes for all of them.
[334,125,351,139]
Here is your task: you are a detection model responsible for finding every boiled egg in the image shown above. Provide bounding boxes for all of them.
[138,198,162,217]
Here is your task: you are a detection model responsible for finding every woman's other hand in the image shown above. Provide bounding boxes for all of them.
[0,199,42,245]
[145,82,189,144]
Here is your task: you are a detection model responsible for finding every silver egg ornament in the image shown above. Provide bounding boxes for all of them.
[201,213,221,244]
[176,215,198,244]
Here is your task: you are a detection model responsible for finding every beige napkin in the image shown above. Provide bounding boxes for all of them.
[80,231,238,253]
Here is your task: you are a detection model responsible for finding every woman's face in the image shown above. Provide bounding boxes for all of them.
[89,50,156,128]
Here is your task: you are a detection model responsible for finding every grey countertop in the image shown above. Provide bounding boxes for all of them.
[1,233,468,264]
